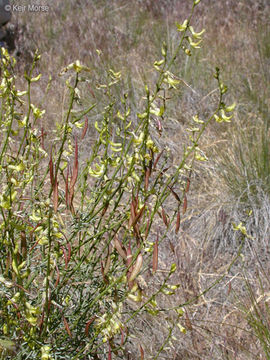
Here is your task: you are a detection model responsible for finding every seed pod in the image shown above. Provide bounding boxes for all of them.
[161,207,169,227]
[129,254,143,282]
[183,195,187,214]
[175,210,180,234]
[114,237,127,260]
[63,316,72,338]
[185,178,190,193]
[85,316,96,336]
[62,246,68,270]
[131,205,146,228]
[185,312,193,330]
[145,167,151,191]
[126,242,132,268]
[129,198,136,228]
[153,150,164,170]
[168,185,181,202]
[140,345,144,360]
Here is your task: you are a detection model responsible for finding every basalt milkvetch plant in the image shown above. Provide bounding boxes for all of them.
[0,1,235,358]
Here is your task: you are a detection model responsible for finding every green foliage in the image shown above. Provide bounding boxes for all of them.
[0,2,235,359]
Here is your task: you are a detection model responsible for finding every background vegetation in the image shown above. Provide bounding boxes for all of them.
[0,0,269,358]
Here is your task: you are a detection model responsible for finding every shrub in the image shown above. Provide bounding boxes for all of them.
[0,1,234,358]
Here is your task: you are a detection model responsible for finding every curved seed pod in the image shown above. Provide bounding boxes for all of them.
[185,178,191,193]
[183,195,187,214]
[114,237,127,260]
[129,254,143,282]
[131,204,146,228]
[161,207,169,227]
[126,242,132,268]
[153,150,164,170]
[145,167,151,191]
[85,316,96,336]
[63,316,72,338]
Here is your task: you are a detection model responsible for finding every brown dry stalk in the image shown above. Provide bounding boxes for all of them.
[49,151,54,186]
[68,138,79,208]
[108,343,112,360]
[20,231,27,259]
[66,243,71,263]
[65,165,69,208]
[152,233,159,274]
[185,311,193,330]
[41,127,45,150]
[53,178,58,213]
